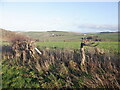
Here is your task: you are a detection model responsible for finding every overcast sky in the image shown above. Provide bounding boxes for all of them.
[0,2,118,32]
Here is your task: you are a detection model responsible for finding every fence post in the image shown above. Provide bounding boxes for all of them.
[80,42,87,73]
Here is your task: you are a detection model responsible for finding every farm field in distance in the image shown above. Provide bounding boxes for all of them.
[2,31,119,53]
[36,41,120,53]
[22,31,119,42]
[22,31,120,53]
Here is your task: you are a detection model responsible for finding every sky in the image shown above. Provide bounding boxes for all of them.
[0,2,118,32]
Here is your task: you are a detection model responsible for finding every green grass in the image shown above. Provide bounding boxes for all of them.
[36,41,81,49]
[36,41,119,53]
[22,31,119,42]
[1,40,119,53]
[96,33,119,41]
[2,60,40,88]
[98,42,119,53]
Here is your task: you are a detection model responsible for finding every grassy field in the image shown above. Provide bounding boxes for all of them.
[36,41,81,49]
[22,31,119,42]
[96,32,119,41]
[1,40,119,53]
[1,41,119,53]
[36,41,119,53]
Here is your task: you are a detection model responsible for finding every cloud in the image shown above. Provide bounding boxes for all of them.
[78,24,118,31]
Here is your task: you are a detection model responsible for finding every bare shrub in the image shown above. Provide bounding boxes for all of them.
[2,45,120,88]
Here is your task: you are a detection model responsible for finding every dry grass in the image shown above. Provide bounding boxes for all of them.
[2,46,120,88]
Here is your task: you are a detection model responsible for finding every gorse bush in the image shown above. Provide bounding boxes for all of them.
[2,60,40,88]
[2,47,120,89]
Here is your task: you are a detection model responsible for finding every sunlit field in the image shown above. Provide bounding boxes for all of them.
[36,41,120,53]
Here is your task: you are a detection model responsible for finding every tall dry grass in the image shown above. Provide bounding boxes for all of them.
[2,46,120,88]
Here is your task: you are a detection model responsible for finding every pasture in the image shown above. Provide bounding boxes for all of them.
[22,31,119,42]
[2,40,119,53]
[36,41,120,53]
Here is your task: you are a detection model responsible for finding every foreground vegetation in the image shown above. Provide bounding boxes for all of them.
[2,47,120,88]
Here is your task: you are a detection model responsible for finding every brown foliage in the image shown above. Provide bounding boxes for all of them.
[2,45,120,88]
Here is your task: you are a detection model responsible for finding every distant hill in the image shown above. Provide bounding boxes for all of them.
[97,32,119,41]
[0,28,17,41]
[0,28,33,42]
[100,31,120,33]
[21,31,85,42]
[0,29,119,42]
[21,31,119,42]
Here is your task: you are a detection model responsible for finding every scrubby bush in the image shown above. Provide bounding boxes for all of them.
[1,47,120,89]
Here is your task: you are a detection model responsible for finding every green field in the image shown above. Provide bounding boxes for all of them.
[36,41,81,49]
[96,33,119,41]
[22,31,119,42]
[36,41,119,53]
[1,40,119,53]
